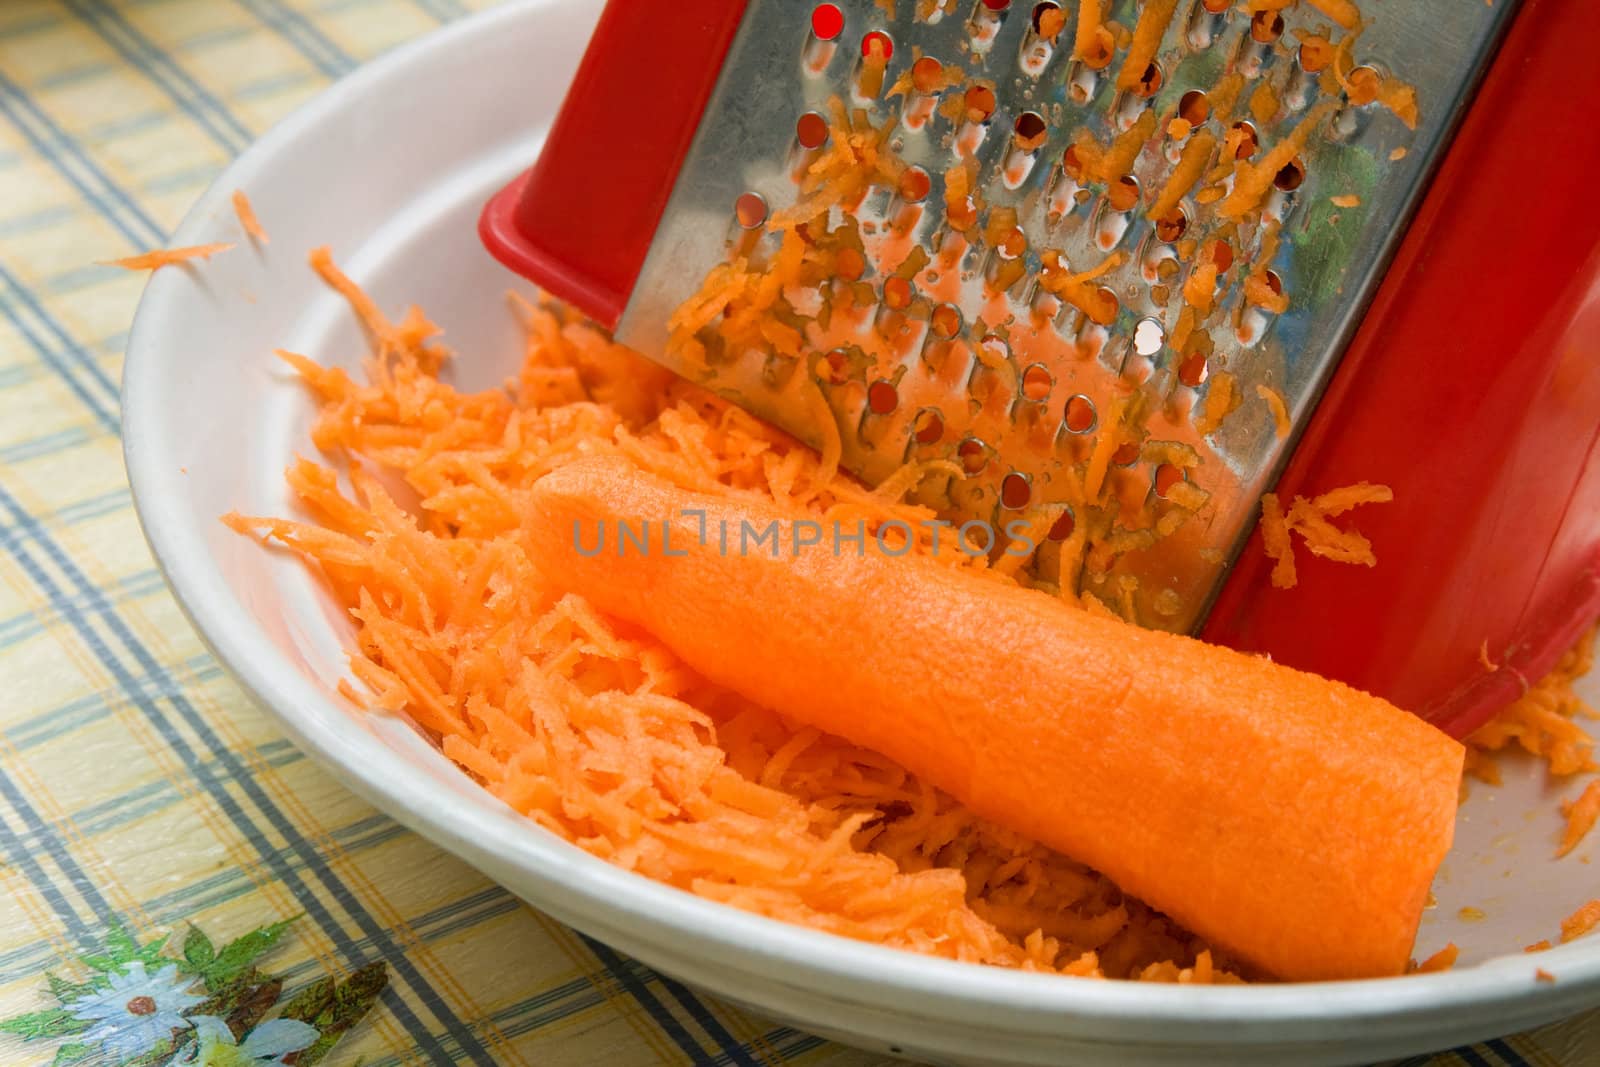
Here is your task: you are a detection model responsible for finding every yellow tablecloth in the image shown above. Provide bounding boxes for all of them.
[0,2,1593,1064]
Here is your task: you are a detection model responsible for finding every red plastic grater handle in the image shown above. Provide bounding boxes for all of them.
[1202,0,1600,738]
[480,0,751,327]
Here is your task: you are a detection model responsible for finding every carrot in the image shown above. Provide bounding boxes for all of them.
[1562,899,1600,943]
[1118,0,1180,92]
[1414,943,1458,973]
[1308,0,1362,30]
[103,242,234,272]
[523,456,1465,981]
[232,190,269,243]
[1558,780,1600,858]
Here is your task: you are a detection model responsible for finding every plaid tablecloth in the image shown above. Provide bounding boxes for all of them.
[0,2,1594,1064]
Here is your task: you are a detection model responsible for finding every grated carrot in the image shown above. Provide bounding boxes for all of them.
[1255,384,1292,439]
[1256,482,1392,589]
[231,253,1248,983]
[232,190,269,243]
[1562,899,1600,943]
[1413,943,1458,973]
[1558,780,1600,858]
[103,242,234,272]
[1466,625,1598,779]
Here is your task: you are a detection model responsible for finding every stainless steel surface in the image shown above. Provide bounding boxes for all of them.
[618,0,1514,631]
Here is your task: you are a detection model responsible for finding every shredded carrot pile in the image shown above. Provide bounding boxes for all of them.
[1257,481,1393,589]
[103,242,235,272]
[231,254,1242,983]
[233,190,269,243]
[1465,625,1598,783]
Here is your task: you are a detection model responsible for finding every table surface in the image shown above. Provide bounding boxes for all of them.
[0,1,1593,1064]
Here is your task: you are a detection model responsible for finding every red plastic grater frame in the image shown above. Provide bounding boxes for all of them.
[480,0,752,328]
[482,0,1600,738]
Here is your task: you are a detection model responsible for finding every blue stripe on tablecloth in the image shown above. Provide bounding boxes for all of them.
[0,68,166,248]
[1486,1038,1532,1066]
[659,975,762,1067]
[0,291,117,433]
[584,934,719,1064]
[0,775,100,950]
[0,259,120,406]
[410,0,466,22]
[0,767,117,924]
[231,0,356,78]
[0,428,97,466]
[63,0,253,154]
[0,484,487,1066]
[0,564,159,651]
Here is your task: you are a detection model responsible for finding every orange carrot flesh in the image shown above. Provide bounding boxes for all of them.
[232,190,269,243]
[523,456,1464,981]
[1558,780,1600,858]
[103,242,235,272]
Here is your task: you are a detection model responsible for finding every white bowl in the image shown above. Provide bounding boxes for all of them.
[121,2,1600,1063]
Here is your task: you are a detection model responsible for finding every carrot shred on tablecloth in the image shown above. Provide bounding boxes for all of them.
[103,242,234,272]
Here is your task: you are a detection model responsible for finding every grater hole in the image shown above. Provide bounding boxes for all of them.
[796,111,830,149]
[1230,121,1259,159]
[1346,65,1381,106]
[1013,111,1049,150]
[1063,394,1097,434]
[1000,472,1032,509]
[1299,37,1333,74]
[911,56,946,93]
[734,193,769,230]
[1273,157,1306,191]
[964,85,998,123]
[1031,1,1063,33]
[982,0,1011,9]
[1153,463,1186,499]
[835,247,866,282]
[811,4,844,41]
[1249,10,1284,43]
[958,437,989,474]
[1134,63,1163,99]
[1108,175,1141,212]
[1112,442,1141,467]
[931,302,964,339]
[1205,239,1234,273]
[883,276,914,310]
[1202,0,1230,11]
[1047,508,1076,541]
[867,379,900,414]
[913,408,945,444]
[1090,286,1120,323]
[1178,90,1210,125]
[1262,269,1284,297]
[821,348,851,385]
[1061,144,1087,181]
[1178,352,1209,387]
[861,31,894,60]
[1133,318,1165,357]
[899,166,932,203]
[1021,363,1053,401]
[1155,207,1188,243]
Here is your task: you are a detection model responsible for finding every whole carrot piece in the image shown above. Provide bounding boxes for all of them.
[523,457,1464,981]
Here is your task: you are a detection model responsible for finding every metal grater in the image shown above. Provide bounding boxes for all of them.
[484,0,1513,634]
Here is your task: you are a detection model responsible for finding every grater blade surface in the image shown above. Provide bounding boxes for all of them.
[617,0,1514,631]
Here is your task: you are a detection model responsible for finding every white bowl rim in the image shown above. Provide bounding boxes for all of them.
[119,0,1600,1040]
